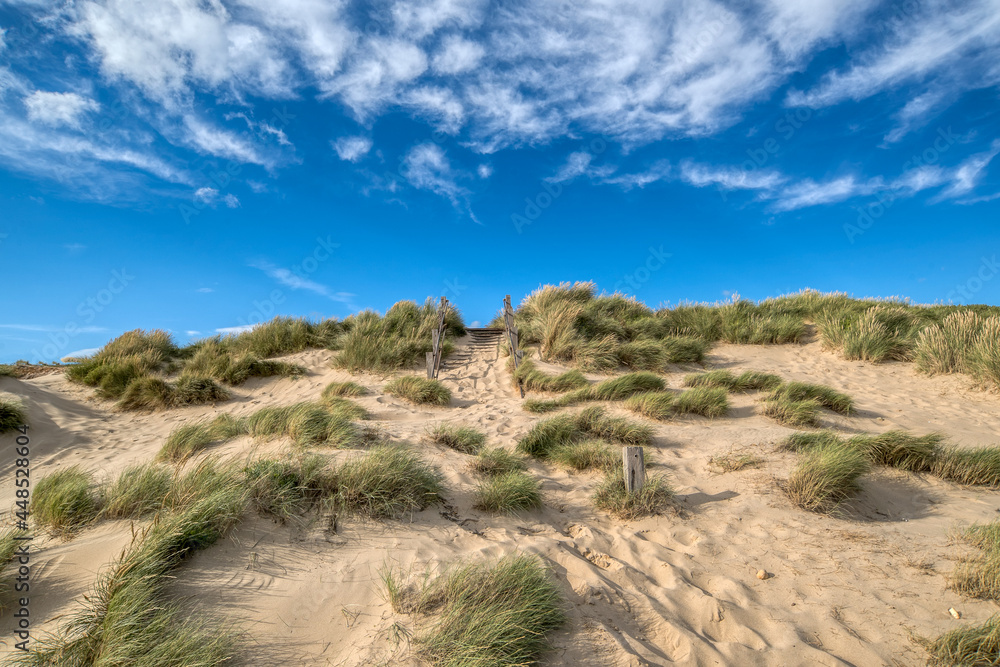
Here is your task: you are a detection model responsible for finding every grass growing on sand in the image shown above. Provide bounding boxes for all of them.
[925,614,1000,667]
[473,471,542,514]
[14,479,247,666]
[523,372,664,412]
[243,455,333,520]
[385,376,452,406]
[331,444,444,519]
[408,554,566,666]
[510,359,588,393]
[517,407,653,459]
[334,299,465,372]
[321,380,368,399]
[784,442,870,513]
[427,424,487,454]
[32,466,100,532]
[100,463,172,519]
[762,397,822,427]
[768,382,854,414]
[593,472,673,520]
[548,439,620,472]
[933,447,1000,486]
[949,520,1000,603]
[470,448,527,477]
[0,392,27,434]
[709,452,764,472]
[623,387,729,420]
[683,369,784,392]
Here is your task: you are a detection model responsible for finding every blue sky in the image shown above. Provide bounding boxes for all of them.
[1,0,999,363]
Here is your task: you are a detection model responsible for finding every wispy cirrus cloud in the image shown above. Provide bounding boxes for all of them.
[250,260,357,309]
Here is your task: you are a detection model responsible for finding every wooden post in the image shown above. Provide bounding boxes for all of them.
[426,352,435,378]
[623,447,645,493]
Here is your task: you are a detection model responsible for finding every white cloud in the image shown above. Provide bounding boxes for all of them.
[216,324,256,335]
[431,34,485,74]
[185,330,201,335]
[936,140,1000,199]
[548,152,593,184]
[476,163,492,178]
[196,287,213,293]
[223,193,240,208]
[332,135,373,162]
[788,0,1000,108]
[24,91,99,128]
[194,187,218,203]
[882,90,947,144]
[250,260,357,307]
[401,142,473,216]
[770,176,878,212]
[679,161,786,190]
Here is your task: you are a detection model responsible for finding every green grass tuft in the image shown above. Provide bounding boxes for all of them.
[332,444,444,518]
[511,359,588,393]
[683,369,783,392]
[623,391,675,420]
[32,466,99,532]
[415,554,566,666]
[321,380,368,399]
[548,439,620,472]
[385,376,452,406]
[172,374,230,405]
[427,423,487,454]
[785,442,870,513]
[933,447,1000,486]
[768,382,854,414]
[672,386,729,418]
[925,613,1000,667]
[470,448,527,477]
[0,392,27,434]
[592,472,673,520]
[100,463,172,519]
[762,397,822,427]
[473,471,543,514]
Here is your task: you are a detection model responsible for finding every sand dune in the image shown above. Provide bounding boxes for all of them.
[3,330,1000,665]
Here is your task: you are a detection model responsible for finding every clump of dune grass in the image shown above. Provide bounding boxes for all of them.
[672,386,729,418]
[523,372,665,412]
[717,297,805,344]
[66,329,176,397]
[0,392,27,434]
[0,364,17,377]
[182,341,305,385]
[623,390,676,420]
[243,454,333,519]
[762,397,822,427]
[819,305,919,362]
[970,317,1000,390]
[385,376,451,406]
[331,444,444,518]
[100,463,172,519]
[768,382,854,414]
[471,448,527,477]
[661,336,708,363]
[414,554,566,666]
[915,311,983,376]
[334,300,465,373]
[593,472,673,520]
[517,407,653,459]
[32,466,100,532]
[15,480,246,666]
[549,439,620,472]
[511,359,588,393]
[172,374,229,404]
[948,520,1000,603]
[321,380,368,399]
[778,430,844,452]
[473,471,542,514]
[427,423,486,454]
[158,423,222,462]
[933,446,1000,486]
[116,375,176,410]
[683,369,783,392]
[924,614,1000,667]
[850,431,943,471]
[785,442,870,513]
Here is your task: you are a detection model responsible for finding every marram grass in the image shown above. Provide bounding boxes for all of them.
[472,471,542,514]
[385,376,452,406]
[785,442,870,513]
[427,423,487,454]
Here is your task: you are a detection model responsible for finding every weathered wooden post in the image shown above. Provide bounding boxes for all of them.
[623,447,645,493]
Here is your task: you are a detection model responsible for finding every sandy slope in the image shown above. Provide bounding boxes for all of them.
[3,333,1000,665]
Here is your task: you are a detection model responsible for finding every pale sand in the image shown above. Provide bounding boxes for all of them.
[3,330,1000,665]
